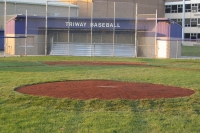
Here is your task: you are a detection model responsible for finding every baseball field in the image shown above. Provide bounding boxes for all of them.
[0,56,200,133]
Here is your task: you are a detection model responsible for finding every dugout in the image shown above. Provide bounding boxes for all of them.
[5,15,182,58]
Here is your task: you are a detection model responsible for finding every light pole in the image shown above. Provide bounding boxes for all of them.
[45,0,48,56]
[182,0,185,43]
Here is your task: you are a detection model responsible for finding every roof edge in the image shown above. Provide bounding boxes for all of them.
[0,1,79,8]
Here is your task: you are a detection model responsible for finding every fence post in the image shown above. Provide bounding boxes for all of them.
[68,1,71,56]
[90,2,93,57]
[155,9,157,58]
[134,3,138,58]
[25,10,27,56]
[112,2,116,57]
[176,40,178,59]
[51,36,53,54]
[45,1,48,56]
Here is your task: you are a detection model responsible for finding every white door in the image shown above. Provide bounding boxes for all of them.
[157,40,167,58]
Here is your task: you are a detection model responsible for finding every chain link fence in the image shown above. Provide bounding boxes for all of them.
[1,0,199,59]
[47,1,158,57]
[47,1,138,57]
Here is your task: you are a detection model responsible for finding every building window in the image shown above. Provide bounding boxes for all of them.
[172,5,177,13]
[185,4,191,12]
[198,33,200,39]
[177,19,182,26]
[172,18,200,27]
[165,4,200,13]
[191,33,197,39]
[165,5,171,13]
[171,19,177,22]
[198,18,200,25]
[171,19,182,26]
[185,19,191,27]
[178,5,183,13]
[191,4,198,12]
[165,5,181,13]
[191,18,197,27]
[185,33,190,39]
[198,4,200,12]
[185,33,199,40]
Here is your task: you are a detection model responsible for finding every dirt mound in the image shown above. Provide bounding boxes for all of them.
[16,80,194,100]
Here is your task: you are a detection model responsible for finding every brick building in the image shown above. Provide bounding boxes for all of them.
[67,0,165,18]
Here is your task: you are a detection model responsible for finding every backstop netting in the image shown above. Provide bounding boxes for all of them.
[48,1,138,57]
[46,1,158,57]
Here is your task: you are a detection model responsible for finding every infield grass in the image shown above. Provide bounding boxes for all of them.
[0,56,200,133]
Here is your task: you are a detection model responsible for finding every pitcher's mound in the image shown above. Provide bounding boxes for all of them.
[16,80,194,100]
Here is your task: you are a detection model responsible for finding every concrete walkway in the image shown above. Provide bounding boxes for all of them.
[0,51,19,57]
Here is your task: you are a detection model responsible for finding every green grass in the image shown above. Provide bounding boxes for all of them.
[181,46,200,56]
[0,56,200,133]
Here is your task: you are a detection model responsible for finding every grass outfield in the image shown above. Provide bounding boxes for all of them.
[0,56,200,133]
[181,46,200,56]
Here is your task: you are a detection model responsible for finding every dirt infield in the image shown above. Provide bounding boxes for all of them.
[16,80,194,100]
[16,61,195,100]
[43,61,147,66]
